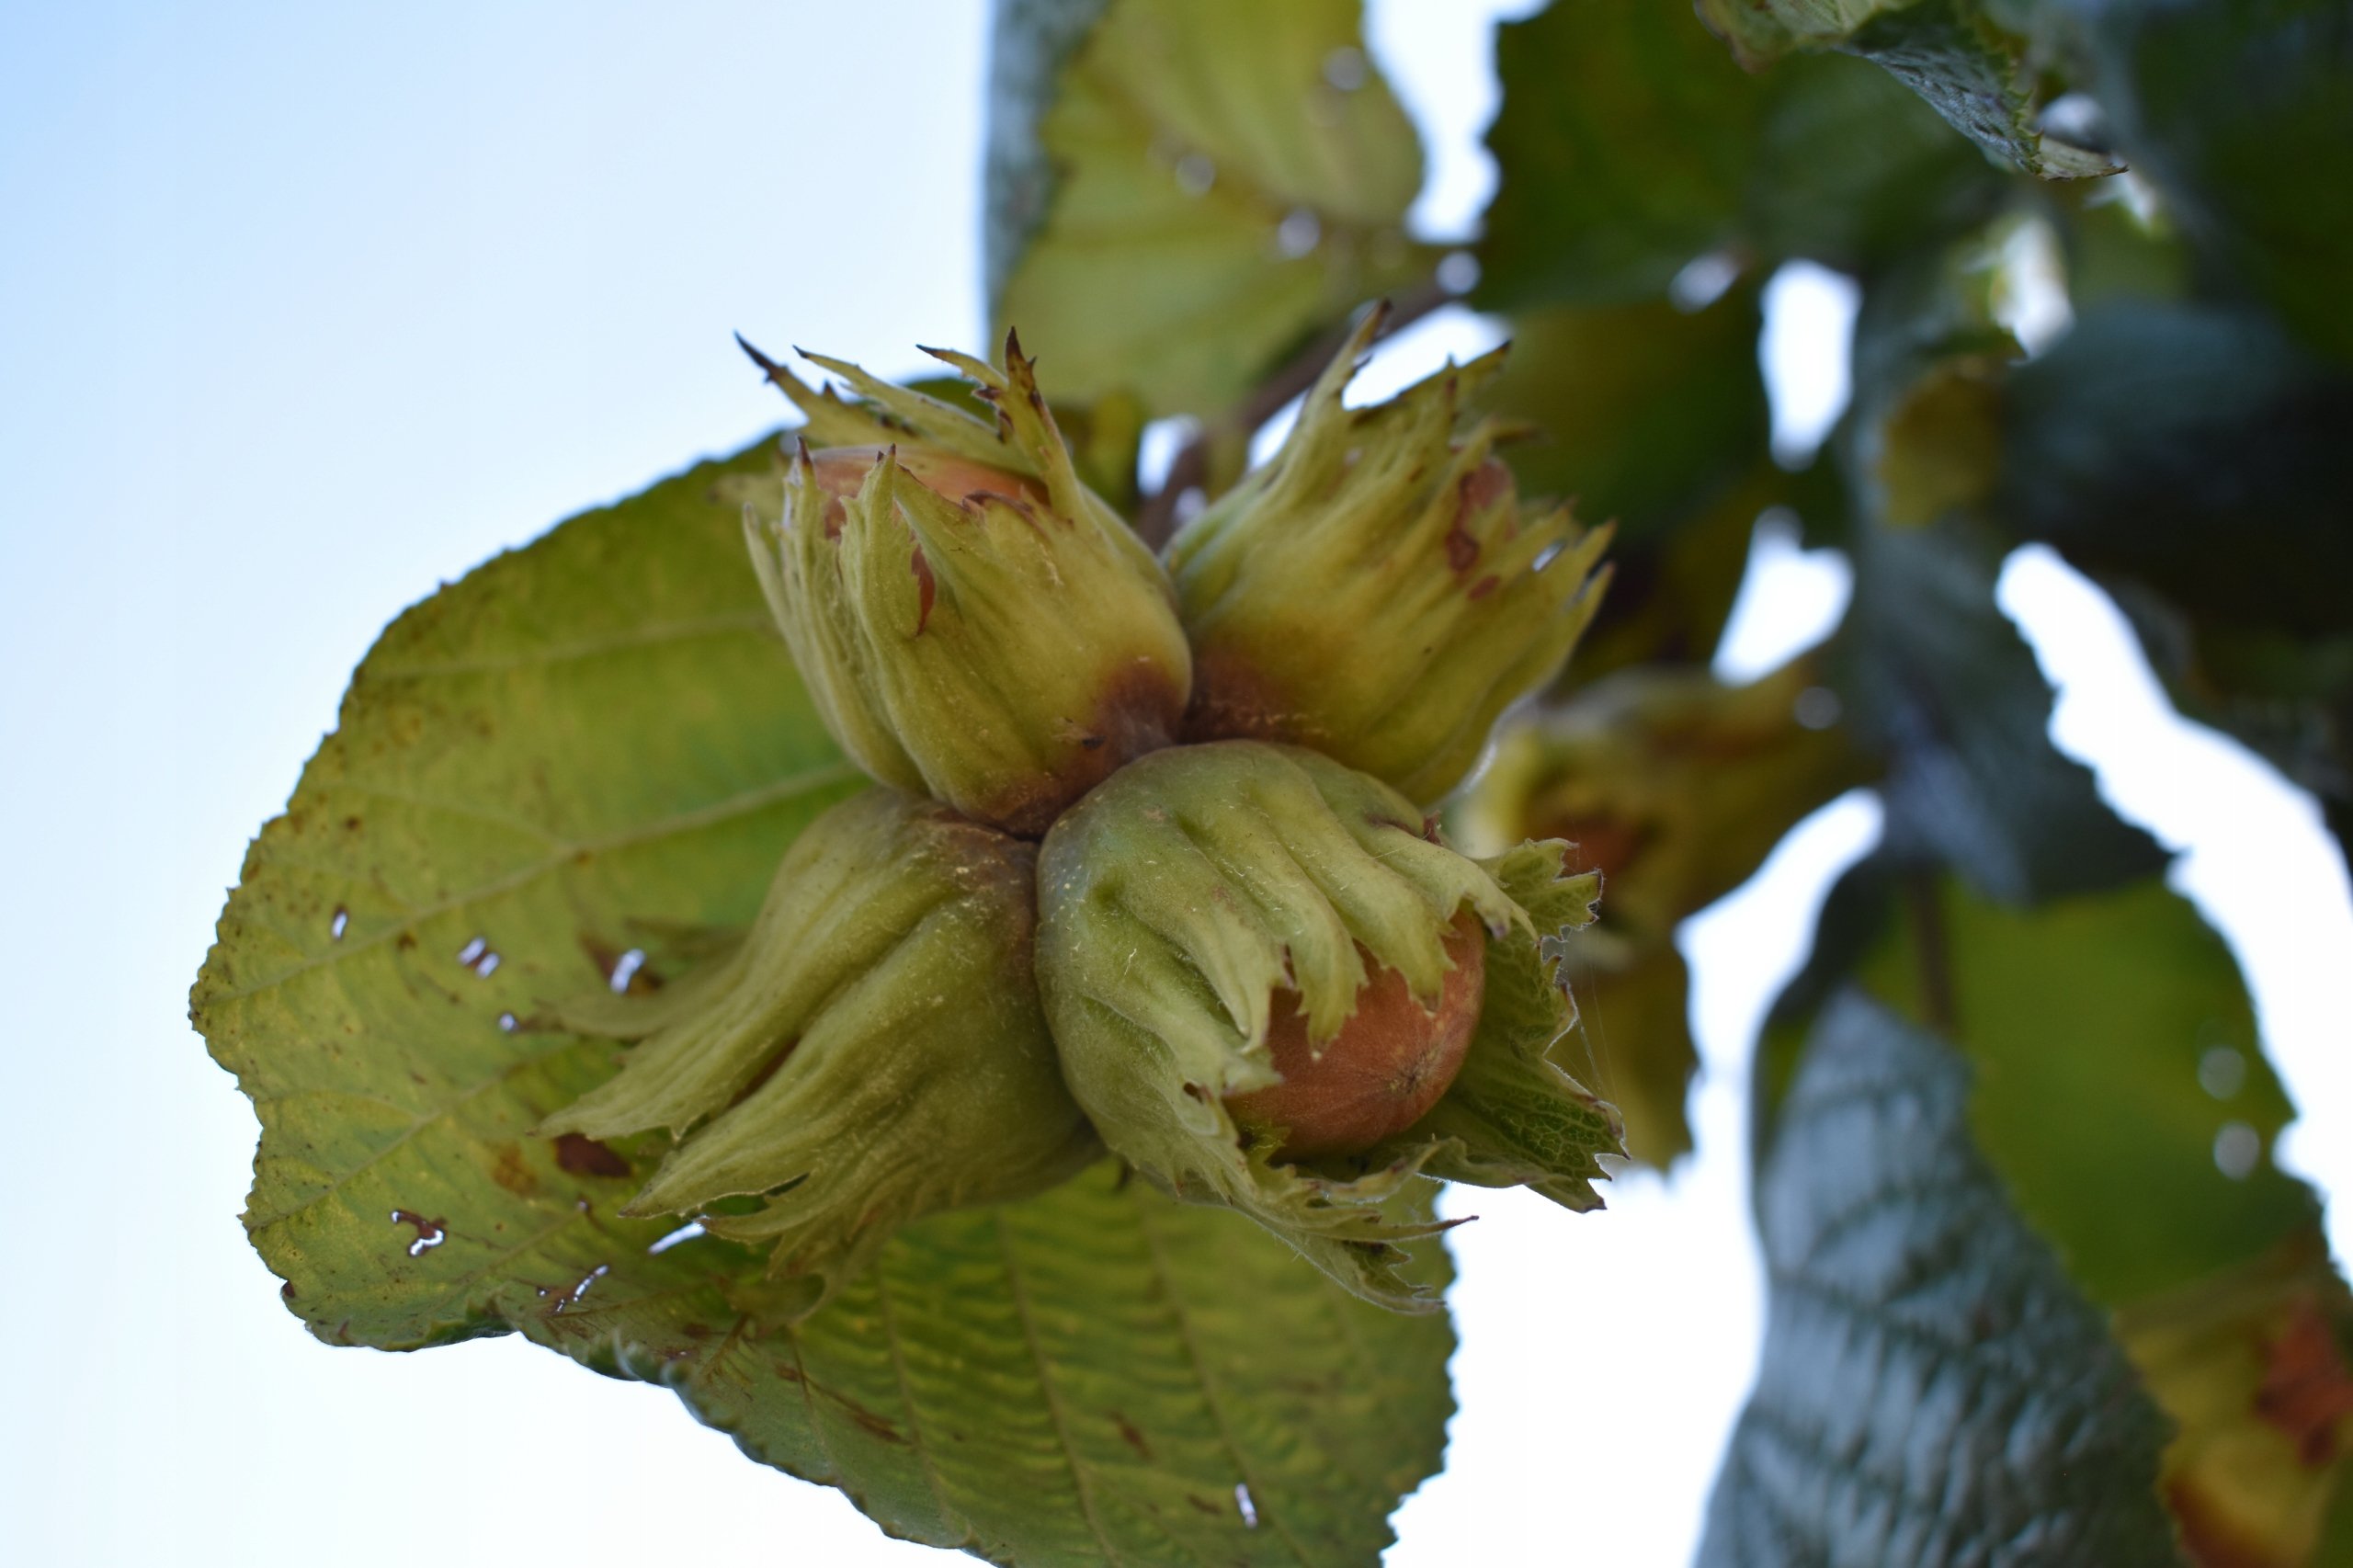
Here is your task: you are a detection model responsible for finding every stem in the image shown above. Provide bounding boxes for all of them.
[1132,279,1453,548]
[1902,869,1957,1038]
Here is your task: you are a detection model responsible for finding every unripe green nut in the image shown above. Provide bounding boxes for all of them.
[1035,740,1623,1308]
[1165,304,1613,807]
[743,335,1192,835]
[540,789,1098,1316]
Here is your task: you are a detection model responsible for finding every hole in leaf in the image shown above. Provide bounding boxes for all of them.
[2198,1046,2245,1101]
[1234,1483,1258,1528]
[2214,1121,2262,1180]
[1794,687,1842,730]
[570,1263,609,1305]
[1669,250,1740,312]
[648,1221,706,1256]
[391,1210,447,1256]
[1276,209,1321,259]
[456,936,487,967]
[608,948,647,994]
[329,907,348,940]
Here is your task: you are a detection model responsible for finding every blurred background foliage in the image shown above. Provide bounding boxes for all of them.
[991,0,2352,1560]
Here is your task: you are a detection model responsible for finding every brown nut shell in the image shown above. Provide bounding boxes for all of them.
[1226,910,1487,1160]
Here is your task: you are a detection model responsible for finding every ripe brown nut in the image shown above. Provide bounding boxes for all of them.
[1227,911,1487,1161]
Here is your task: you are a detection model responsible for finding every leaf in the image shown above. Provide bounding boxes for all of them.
[2077,0,2353,365]
[1997,301,2353,639]
[1479,1,2008,310]
[1765,860,2352,1560]
[1852,871,2314,1306]
[1693,0,2120,179]
[1870,287,2353,869]
[1458,658,1876,1165]
[1743,51,2011,269]
[986,0,1430,415]
[1700,989,2179,1566]
[1481,0,1762,309]
[1834,520,2167,903]
[1985,299,2353,869]
[2115,1233,2353,1567]
[1485,285,1770,548]
[192,437,1456,1563]
[1839,0,2120,179]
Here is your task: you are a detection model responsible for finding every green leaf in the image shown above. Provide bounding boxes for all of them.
[1475,267,1779,692]
[1458,658,1877,1165]
[1834,522,2167,903]
[1764,861,2352,1560]
[1744,51,2012,268]
[1479,1,2008,309]
[1874,287,2353,869]
[1481,0,1761,309]
[1701,989,2179,1564]
[192,437,1455,1563]
[1693,0,2119,179]
[1840,0,2120,179]
[1852,871,2313,1305]
[986,0,1430,415]
[1998,301,2353,639]
[1987,300,2353,863]
[1485,285,1770,548]
[2079,0,2353,365]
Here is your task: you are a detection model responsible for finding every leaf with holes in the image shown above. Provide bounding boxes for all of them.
[191,437,1456,1563]
[986,0,1432,415]
[1701,989,2179,1566]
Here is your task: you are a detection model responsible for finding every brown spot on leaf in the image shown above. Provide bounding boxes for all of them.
[1113,1413,1154,1460]
[840,1402,907,1445]
[279,1280,297,1302]
[2255,1297,2353,1467]
[489,1142,538,1196]
[1467,574,1501,601]
[554,1133,631,1178]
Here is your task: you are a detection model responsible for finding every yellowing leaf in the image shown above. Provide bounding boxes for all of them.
[989,0,1431,415]
[192,437,1455,1563]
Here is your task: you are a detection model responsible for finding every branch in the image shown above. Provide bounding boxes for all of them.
[1902,869,1958,1038]
[1132,280,1454,548]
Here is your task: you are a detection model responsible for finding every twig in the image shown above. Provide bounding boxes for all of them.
[1132,278,1453,548]
[1902,869,1958,1037]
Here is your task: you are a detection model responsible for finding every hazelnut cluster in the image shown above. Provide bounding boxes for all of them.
[542,314,1622,1312]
